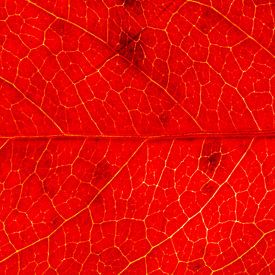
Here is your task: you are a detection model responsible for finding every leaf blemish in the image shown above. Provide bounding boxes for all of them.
[201,181,217,195]
[208,152,221,170]
[123,0,136,6]
[118,31,145,67]
[93,159,112,185]
[159,111,170,126]
[200,140,222,174]
[123,0,142,14]
[188,259,205,271]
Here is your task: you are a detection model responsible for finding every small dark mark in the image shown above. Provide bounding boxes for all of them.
[208,152,221,171]
[93,159,112,185]
[188,259,205,271]
[201,181,217,195]
[198,9,221,34]
[159,111,170,126]
[51,19,66,36]
[123,0,136,6]
[200,140,222,174]
[123,0,143,14]
[51,215,63,228]
[117,31,145,67]
[92,193,104,206]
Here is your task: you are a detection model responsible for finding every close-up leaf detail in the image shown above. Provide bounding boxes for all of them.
[0,0,274,274]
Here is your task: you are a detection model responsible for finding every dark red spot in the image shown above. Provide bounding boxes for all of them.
[93,193,104,205]
[51,20,66,36]
[123,0,143,14]
[123,0,136,6]
[198,8,222,34]
[201,181,217,195]
[118,31,144,67]
[188,259,205,271]
[200,140,222,174]
[93,159,112,185]
[208,152,221,170]
[51,215,63,229]
[159,111,170,126]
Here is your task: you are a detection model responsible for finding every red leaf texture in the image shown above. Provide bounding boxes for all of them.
[0,0,274,274]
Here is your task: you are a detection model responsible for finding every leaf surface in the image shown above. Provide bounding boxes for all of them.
[0,0,274,274]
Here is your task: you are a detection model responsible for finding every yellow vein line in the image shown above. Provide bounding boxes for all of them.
[27,0,108,46]
[0,139,9,151]
[188,0,274,57]
[1,130,274,140]
[119,138,255,273]
[26,0,203,131]
[0,76,64,134]
[212,229,275,273]
[0,139,147,264]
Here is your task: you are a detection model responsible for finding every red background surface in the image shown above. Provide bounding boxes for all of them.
[0,0,274,274]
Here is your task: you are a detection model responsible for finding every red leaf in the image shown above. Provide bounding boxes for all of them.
[0,0,274,274]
